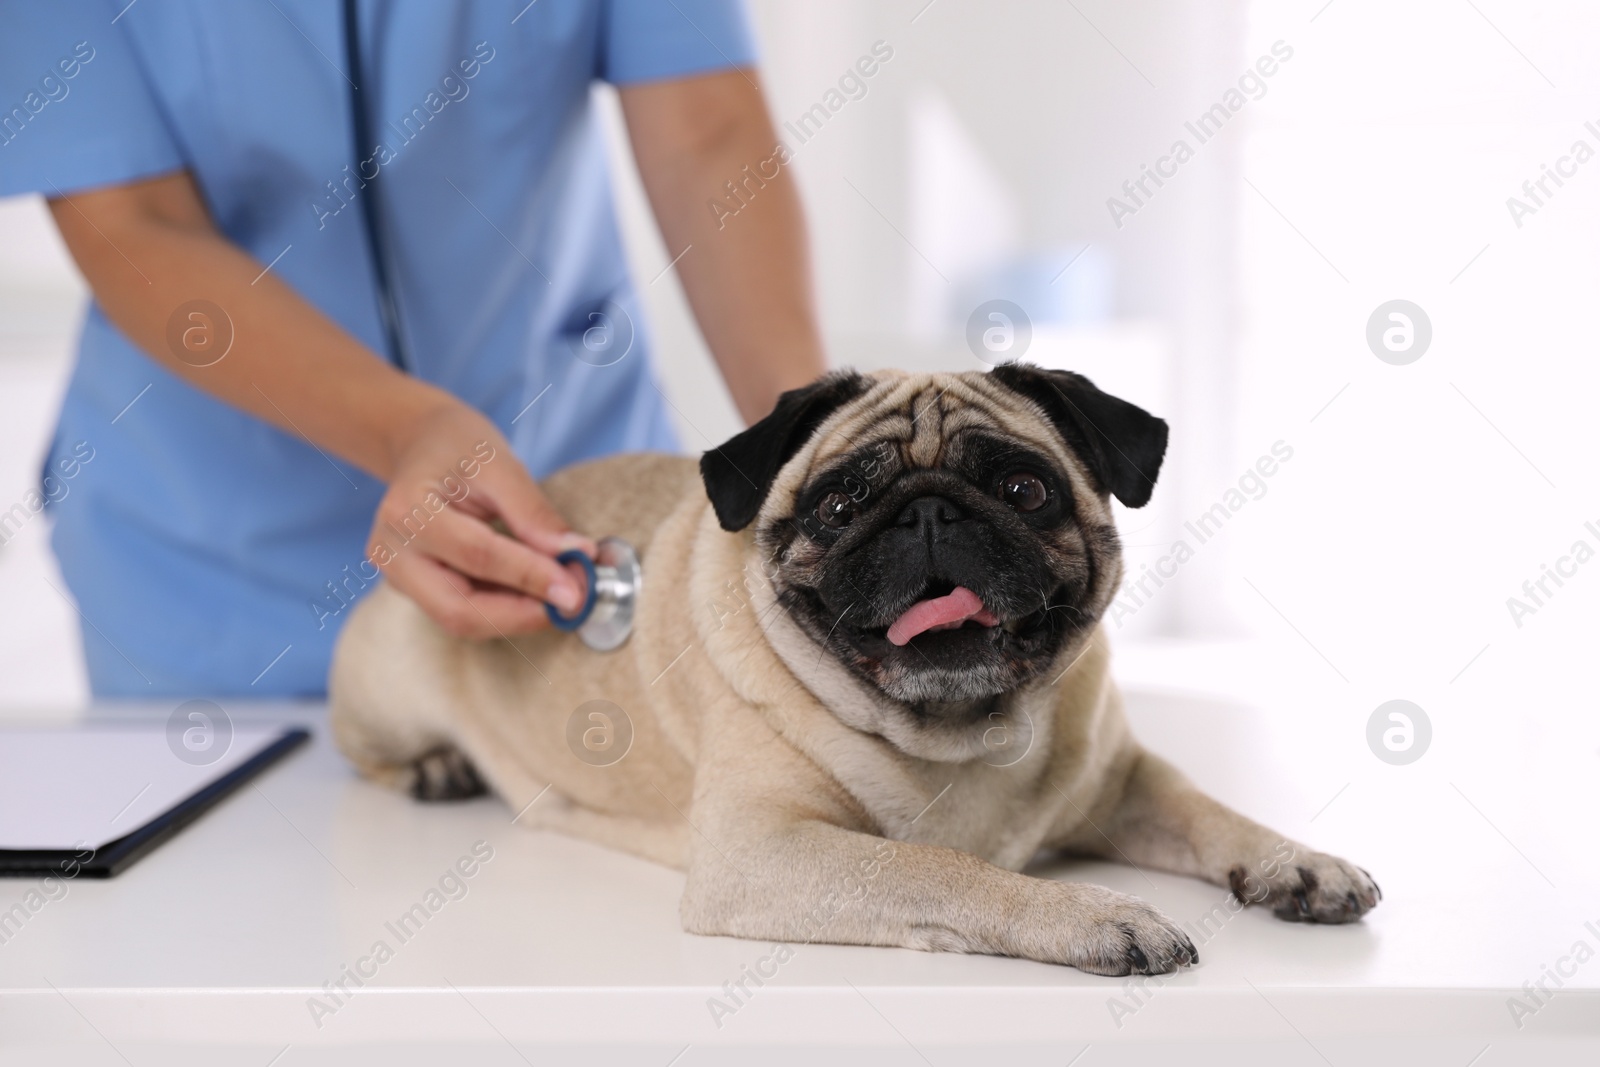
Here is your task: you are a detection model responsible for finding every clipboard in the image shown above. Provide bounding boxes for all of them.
[0,722,310,879]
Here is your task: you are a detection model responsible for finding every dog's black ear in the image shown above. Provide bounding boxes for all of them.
[989,363,1168,508]
[700,371,869,532]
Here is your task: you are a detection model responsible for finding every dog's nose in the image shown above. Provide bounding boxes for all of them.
[896,495,966,533]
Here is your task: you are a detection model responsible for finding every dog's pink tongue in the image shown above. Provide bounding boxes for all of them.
[886,586,999,647]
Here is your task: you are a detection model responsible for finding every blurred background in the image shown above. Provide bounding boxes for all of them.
[3,0,1598,738]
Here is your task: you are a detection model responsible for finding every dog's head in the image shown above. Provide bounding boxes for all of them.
[699,365,1166,710]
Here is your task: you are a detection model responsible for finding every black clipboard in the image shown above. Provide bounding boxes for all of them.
[0,726,310,879]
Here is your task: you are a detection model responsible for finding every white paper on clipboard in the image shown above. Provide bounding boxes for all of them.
[0,723,295,851]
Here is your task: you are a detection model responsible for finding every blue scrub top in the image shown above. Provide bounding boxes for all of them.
[0,0,754,699]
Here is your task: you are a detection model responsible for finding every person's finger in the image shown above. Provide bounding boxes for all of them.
[386,553,554,638]
[477,472,598,558]
[458,585,562,632]
[422,507,585,613]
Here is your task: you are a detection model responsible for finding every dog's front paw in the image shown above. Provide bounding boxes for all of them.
[1061,886,1199,976]
[1229,850,1380,924]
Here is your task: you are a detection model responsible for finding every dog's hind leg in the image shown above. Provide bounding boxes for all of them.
[407,744,489,801]
[328,584,465,795]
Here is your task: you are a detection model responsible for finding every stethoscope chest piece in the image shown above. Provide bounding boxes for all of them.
[545,536,641,652]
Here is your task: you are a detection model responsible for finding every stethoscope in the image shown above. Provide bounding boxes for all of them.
[545,537,642,652]
[341,0,640,650]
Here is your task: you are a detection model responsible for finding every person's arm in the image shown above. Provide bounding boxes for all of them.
[47,170,589,637]
[619,69,827,424]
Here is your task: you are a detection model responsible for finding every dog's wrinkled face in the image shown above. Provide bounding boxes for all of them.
[700,365,1168,708]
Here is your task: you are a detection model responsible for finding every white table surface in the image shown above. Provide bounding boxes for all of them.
[2,650,1597,1066]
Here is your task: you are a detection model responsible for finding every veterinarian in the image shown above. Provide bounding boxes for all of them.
[2,1,825,697]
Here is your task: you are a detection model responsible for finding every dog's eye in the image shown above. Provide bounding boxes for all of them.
[999,472,1049,512]
[815,490,856,529]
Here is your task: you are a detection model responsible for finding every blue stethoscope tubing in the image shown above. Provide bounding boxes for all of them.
[342,4,612,637]
[544,550,598,631]
[341,0,410,372]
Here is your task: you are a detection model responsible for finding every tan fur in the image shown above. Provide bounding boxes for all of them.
[330,371,1378,975]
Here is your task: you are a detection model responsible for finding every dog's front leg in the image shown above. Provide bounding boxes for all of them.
[1071,748,1381,923]
[678,817,1197,975]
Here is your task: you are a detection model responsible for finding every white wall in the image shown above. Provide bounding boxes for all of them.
[0,196,89,706]
[1222,0,1600,728]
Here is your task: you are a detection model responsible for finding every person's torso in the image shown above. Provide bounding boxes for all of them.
[46,0,681,695]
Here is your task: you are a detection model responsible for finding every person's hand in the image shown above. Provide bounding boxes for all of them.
[368,400,595,638]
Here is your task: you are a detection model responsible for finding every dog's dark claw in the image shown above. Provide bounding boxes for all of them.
[1226,865,1250,903]
[1127,943,1149,972]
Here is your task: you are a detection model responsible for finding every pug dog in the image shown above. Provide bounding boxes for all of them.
[330,365,1379,976]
